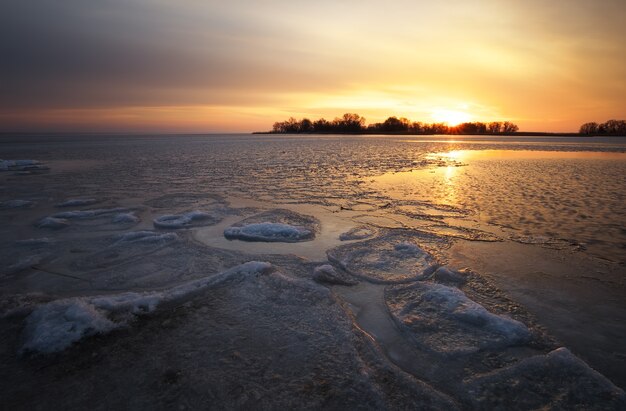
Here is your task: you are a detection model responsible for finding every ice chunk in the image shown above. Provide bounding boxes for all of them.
[431,266,467,285]
[52,207,130,219]
[0,159,40,171]
[35,217,70,230]
[111,212,139,224]
[21,299,117,354]
[112,231,177,245]
[55,198,98,207]
[225,209,319,242]
[327,232,436,283]
[313,264,357,286]
[339,226,376,241]
[387,281,530,356]
[224,222,313,243]
[0,199,34,209]
[153,210,218,229]
[465,348,626,409]
[21,261,273,353]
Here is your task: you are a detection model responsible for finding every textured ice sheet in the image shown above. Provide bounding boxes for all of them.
[55,198,99,207]
[21,261,273,353]
[153,210,219,229]
[339,226,377,241]
[0,200,34,209]
[7,259,458,410]
[465,347,626,410]
[36,207,140,230]
[225,209,319,242]
[0,159,44,171]
[224,222,313,242]
[35,217,70,230]
[313,264,358,286]
[386,281,530,356]
[327,231,439,283]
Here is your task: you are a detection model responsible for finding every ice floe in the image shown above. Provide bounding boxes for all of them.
[465,347,626,409]
[0,200,34,209]
[35,217,70,230]
[327,231,438,283]
[224,209,319,242]
[55,198,98,208]
[339,226,377,241]
[111,212,139,224]
[35,207,140,230]
[21,261,273,354]
[112,231,178,245]
[0,159,46,172]
[153,210,218,229]
[386,281,531,356]
[52,207,130,219]
[224,222,313,243]
[313,264,358,286]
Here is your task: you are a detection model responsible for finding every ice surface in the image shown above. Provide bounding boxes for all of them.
[153,210,218,229]
[21,261,273,353]
[35,217,70,230]
[52,207,130,219]
[386,281,531,356]
[465,347,626,409]
[0,200,34,209]
[327,231,438,283]
[55,198,98,207]
[0,159,41,171]
[112,231,178,245]
[313,264,358,286]
[111,212,139,224]
[225,209,319,243]
[339,226,377,241]
[224,222,313,243]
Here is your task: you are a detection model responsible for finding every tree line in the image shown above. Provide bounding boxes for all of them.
[270,113,519,134]
[579,120,626,135]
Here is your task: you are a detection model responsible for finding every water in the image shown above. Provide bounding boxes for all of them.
[1,133,625,408]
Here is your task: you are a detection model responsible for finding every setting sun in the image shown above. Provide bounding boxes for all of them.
[431,109,472,126]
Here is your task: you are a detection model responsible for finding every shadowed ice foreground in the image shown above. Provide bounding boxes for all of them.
[1,134,626,409]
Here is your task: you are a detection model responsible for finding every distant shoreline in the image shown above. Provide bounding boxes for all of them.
[252,131,604,137]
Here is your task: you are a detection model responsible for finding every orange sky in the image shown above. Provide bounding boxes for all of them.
[1,0,624,132]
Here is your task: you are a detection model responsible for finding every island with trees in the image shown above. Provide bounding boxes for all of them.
[259,113,626,136]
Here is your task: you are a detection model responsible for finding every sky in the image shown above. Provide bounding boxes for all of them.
[1,0,625,133]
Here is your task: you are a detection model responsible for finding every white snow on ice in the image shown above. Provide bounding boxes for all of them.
[35,217,70,230]
[55,198,98,208]
[52,207,130,219]
[153,211,215,229]
[0,200,34,209]
[111,212,139,224]
[224,222,312,242]
[112,231,178,245]
[21,261,272,354]
[0,160,40,171]
[390,281,530,355]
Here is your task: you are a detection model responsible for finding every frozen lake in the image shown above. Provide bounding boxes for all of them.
[1,133,625,409]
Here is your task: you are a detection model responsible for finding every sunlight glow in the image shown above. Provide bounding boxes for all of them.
[431,110,472,126]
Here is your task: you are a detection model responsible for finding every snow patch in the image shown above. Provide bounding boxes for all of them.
[224,222,313,243]
[112,231,177,245]
[112,212,139,224]
[35,217,70,230]
[52,207,130,219]
[21,261,273,354]
[0,199,34,209]
[339,226,376,241]
[55,198,98,208]
[153,211,217,229]
[387,281,530,356]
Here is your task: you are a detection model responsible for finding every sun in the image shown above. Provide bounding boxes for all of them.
[431,109,472,126]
